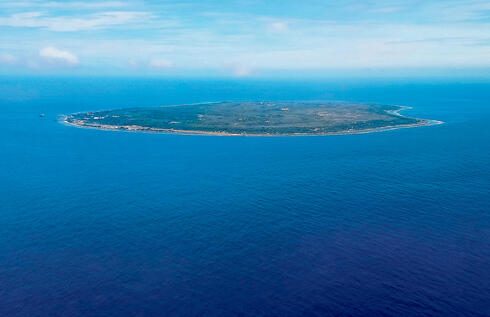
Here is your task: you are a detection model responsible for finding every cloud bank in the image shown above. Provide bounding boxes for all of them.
[0,53,18,65]
[0,0,489,76]
[149,58,174,69]
[0,11,150,32]
[39,47,79,66]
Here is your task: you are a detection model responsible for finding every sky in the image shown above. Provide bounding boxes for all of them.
[0,0,489,77]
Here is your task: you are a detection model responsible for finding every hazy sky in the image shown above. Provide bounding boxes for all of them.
[0,0,489,77]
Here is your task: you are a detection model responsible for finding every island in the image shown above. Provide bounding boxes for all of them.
[62,101,443,136]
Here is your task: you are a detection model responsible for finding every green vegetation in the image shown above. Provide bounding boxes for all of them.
[64,101,430,135]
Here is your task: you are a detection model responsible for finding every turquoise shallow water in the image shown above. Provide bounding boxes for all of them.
[1,78,489,316]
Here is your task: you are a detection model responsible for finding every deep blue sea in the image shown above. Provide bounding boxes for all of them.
[1,77,489,316]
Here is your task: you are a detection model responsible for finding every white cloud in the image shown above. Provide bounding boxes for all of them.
[1,1,490,74]
[0,11,150,32]
[0,53,18,65]
[232,65,252,77]
[223,62,253,77]
[149,58,174,69]
[2,1,127,9]
[370,6,404,13]
[39,47,79,66]
[437,1,490,22]
[128,59,140,69]
[268,21,289,33]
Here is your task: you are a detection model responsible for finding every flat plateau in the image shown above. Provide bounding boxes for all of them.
[62,101,443,136]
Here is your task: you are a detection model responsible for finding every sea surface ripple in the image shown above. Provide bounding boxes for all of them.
[0,78,489,316]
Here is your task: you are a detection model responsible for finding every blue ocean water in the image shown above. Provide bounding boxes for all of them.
[0,77,489,316]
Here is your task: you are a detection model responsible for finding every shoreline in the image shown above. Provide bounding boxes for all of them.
[60,105,444,137]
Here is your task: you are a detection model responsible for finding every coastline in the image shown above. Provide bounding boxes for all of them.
[60,105,444,137]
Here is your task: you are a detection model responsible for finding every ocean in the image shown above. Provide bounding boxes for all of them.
[1,77,489,316]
